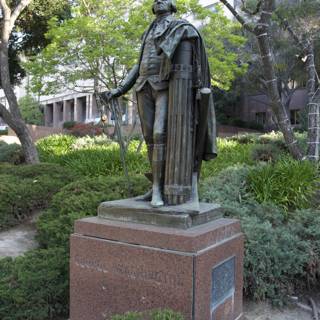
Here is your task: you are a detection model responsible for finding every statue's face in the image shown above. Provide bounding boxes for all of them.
[153,0,171,15]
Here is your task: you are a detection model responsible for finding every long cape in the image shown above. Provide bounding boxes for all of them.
[137,16,218,164]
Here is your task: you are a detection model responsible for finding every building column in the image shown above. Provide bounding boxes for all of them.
[44,105,50,126]
[53,102,60,128]
[63,100,68,123]
[74,98,80,122]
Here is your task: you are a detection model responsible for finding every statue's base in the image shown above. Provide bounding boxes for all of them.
[70,203,244,320]
[98,198,223,229]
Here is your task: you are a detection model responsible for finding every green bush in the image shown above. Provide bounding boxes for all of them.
[242,215,310,304]
[200,165,320,303]
[111,309,184,320]
[201,139,256,178]
[62,120,77,129]
[287,209,320,286]
[18,95,43,125]
[0,247,69,320]
[0,163,77,230]
[37,134,149,176]
[37,134,76,162]
[37,175,150,248]
[0,143,24,164]
[247,157,319,212]
[250,144,283,162]
[71,134,113,149]
[0,128,8,135]
[226,133,259,144]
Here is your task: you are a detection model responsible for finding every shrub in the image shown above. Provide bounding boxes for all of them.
[37,175,150,248]
[0,128,8,135]
[69,122,103,137]
[71,134,113,149]
[37,134,149,176]
[250,144,283,162]
[288,209,320,286]
[200,165,320,303]
[226,133,259,144]
[62,120,77,129]
[242,215,310,304]
[18,95,43,125]
[0,247,69,320]
[111,309,184,320]
[201,139,256,178]
[247,157,319,212]
[0,143,24,164]
[37,134,76,163]
[0,163,77,230]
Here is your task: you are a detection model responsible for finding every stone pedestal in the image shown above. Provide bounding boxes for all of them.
[70,202,244,320]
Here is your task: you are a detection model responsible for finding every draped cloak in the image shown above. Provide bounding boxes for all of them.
[145,17,217,168]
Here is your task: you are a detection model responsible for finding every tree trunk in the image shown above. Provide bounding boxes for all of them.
[219,0,303,159]
[0,0,39,164]
[0,103,39,163]
[305,44,320,161]
[276,14,319,161]
[254,2,303,159]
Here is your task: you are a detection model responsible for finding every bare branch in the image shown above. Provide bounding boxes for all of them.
[11,0,31,26]
[0,0,10,17]
[219,0,255,33]
[241,0,262,16]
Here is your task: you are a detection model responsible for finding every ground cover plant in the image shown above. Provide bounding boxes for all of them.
[0,131,319,319]
[0,163,77,230]
[111,309,184,320]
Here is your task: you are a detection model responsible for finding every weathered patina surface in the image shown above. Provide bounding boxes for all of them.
[104,0,217,209]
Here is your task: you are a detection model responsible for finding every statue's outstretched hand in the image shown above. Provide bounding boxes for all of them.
[96,89,119,103]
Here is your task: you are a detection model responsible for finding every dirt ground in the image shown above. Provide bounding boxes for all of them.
[244,300,313,320]
[244,291,320,320]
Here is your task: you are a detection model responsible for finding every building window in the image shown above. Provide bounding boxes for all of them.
[255,112,266,126]
[290,109,300,125]
[205,3,217,13]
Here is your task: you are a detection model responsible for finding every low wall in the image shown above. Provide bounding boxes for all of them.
[8,125,64,142]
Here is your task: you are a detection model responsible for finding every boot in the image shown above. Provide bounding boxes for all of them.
[151,143,165,208]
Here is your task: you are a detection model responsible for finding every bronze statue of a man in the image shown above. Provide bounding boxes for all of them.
[105,0,217,208]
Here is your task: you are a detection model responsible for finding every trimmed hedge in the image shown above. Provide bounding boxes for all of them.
[37,175,151,249]
[0,248,69,320]
[0,163,77,230]
[0,143,24,164]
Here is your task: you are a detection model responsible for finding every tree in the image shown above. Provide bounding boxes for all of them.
[26,0,247,95]
[0,0,40,163]
[219,0,304,160]
[0,0,71,164]
[275,0,320,161]
[19,95,43,125]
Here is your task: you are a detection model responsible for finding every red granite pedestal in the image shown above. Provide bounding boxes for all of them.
[70,215,244,320]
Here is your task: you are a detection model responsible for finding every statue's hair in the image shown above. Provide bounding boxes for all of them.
[152,1,177,14]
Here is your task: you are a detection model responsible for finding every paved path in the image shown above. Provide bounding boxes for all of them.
[244,300,313,320]
[0,222,38,257]
[0,135,20,145]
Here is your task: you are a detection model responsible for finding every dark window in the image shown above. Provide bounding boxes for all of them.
[290,109,300,125]
[255,112,266,125]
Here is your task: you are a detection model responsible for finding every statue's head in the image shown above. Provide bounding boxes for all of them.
[152,0,177,15]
